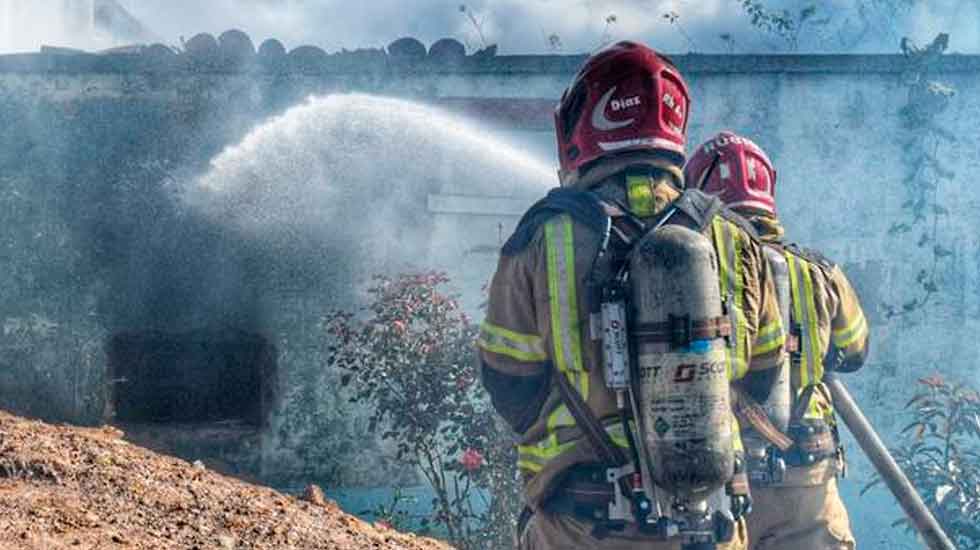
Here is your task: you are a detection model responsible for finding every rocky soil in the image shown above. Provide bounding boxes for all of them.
[0,410,451,550]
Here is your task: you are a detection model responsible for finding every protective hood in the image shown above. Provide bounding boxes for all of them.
[745,212,785,243]
[563,151,684,191]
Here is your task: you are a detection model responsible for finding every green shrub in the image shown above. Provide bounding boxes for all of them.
[325,272,520,549]
[865,375,980,547]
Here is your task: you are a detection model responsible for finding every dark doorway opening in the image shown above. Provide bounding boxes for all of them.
[108,329,277,426]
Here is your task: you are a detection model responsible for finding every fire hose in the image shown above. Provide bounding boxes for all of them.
[824,373,956,550]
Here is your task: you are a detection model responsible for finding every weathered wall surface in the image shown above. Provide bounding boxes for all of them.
[1,43,977,546]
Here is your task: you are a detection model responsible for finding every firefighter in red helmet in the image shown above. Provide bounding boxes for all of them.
[686,131,869,550]
[478,42,785,550]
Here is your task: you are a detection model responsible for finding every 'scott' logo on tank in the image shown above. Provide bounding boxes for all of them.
[638,361,727,382]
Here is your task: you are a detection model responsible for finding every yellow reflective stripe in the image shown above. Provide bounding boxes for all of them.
[731,415,744,452]
[481,321,543,346]
[787,253,821,387]
[800,260,822,383]
[729,223,747,379]
[562,219,585,379]
[476,341,546,362]
[545,216,587,398]
[752,338,783,357]
[798,385,834,420]
[518,433,572,459]
[547,404,576,431]
[605,422,631,450]
[517,422,629,473]
[609,433,630,449]
[757,320,782,339]
[833,312,868,348]
[729,310,749,379]
[786,254,807,386]
[477,321,547,362]
[517,460,544,473]
[753,320,786,356]
[713,219,747,379]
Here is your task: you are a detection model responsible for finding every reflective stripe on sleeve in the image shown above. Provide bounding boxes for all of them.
[517,432,575,473]
[753,320,786,356]
[833,312,868,349]
[477,321,547,362]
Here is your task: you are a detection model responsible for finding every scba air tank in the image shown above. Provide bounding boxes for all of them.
[630,224,735,502]
[760,245,792,433]
[741,245,793,484]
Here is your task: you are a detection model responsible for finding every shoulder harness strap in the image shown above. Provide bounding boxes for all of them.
[669,189,761,243]
[785,243,836,270]
[670,189,724,232]
[717,207,761,243]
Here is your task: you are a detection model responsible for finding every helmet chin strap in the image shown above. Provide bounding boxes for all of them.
[693,153,723,191]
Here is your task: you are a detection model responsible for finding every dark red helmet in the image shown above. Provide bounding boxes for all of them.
[554,41,690,183]
[684,131,777,215]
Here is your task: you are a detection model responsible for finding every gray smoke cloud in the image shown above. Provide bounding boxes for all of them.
[2,0,976,55]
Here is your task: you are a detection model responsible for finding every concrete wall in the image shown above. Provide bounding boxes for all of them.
[1,44,976,545]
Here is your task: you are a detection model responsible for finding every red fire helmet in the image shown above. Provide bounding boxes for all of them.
[684,131,777,215]
[554,41,690,182]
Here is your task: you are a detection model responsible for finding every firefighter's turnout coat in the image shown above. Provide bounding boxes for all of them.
[478,175,786,510]
[743,217,869,550]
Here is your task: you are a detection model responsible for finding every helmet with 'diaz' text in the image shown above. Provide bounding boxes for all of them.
[554,41,691,184]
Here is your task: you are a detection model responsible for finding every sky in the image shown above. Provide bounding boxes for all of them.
[1,0,978,55]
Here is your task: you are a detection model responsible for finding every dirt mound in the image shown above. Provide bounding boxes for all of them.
[0,411,451,550]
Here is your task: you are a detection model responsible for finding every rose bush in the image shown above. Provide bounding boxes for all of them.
[324,272,520,549]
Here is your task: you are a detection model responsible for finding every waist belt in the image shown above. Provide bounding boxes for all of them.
[748,454,842,487]
[733,386,838,458]
[547,465,752,523]
[786,422,839,465]
[745,421,840,486]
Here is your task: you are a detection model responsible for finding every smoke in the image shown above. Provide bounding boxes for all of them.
[1,0,101,53]
[3,0,977,55]
[0,0,153,53]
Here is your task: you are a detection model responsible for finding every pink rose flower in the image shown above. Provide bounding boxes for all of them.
[460,448,484,472]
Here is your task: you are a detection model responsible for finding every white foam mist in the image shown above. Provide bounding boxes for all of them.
[188,93,553,278]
